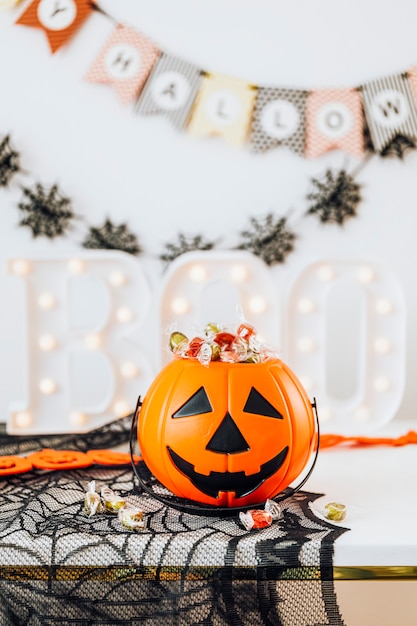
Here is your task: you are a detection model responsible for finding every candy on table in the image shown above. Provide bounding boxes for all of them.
[324,502,347,521]
[101,487,126,513]
[84,480,102,517]
[118,504,145,531]
[239,498,282,530]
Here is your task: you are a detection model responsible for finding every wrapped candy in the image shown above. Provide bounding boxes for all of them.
[118,504,145,531]
[84,480,102,517]
[101,487,126,513]
[168,321,279,366]
[169,331,189,356]
[239,499,282,530]
[324,502,347,521]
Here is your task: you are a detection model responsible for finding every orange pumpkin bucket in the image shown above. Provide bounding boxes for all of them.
[134,323,319,512]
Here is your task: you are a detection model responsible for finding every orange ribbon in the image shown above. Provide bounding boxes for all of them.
[320,431,417,449]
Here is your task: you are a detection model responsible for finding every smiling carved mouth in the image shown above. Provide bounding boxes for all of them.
[167,446,289,498]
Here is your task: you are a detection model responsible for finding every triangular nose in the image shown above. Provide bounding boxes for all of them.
[206,412,250,454]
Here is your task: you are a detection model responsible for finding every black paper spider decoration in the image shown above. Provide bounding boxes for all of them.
[0,135,20,187]
[306,169,362,225]
[82,219,142,255]
[18,183,74,238]
[237,213,296,266]
[159,233,217,265]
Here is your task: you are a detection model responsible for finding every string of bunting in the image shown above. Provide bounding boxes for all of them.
[6,0,417,157]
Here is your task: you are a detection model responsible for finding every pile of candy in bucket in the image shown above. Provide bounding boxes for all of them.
[169,322,278,366]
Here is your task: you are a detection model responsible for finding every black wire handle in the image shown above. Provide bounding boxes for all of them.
[130,395,320,516]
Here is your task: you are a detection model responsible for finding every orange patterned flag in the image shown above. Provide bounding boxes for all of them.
[305,88,364,158]
[15,0,92,54]
[84,24,160,105]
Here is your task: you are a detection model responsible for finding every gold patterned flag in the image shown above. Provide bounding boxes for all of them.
[15,0,92,54]
[84,24,160,105]
[187,73,256,146]
[305,88,364,158]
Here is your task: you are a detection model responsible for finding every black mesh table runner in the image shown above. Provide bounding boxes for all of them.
[0,418,348,626]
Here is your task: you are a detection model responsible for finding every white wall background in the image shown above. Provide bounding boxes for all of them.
[1,0,417,432]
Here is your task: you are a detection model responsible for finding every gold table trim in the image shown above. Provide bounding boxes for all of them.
[0,565,415,582]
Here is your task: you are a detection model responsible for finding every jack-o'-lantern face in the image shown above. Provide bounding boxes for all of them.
[138,359,315,508]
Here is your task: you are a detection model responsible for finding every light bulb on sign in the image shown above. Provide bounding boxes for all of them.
[113,400,131,417]
[317,265,335,282]
[374,337,391,353]
[69,411,87,427]
[11,259,31,276]
[171,297,190,315]
[229,264,248,283]
[14,411,32,428]
[248,296,267,314]
[189,264,208,283]
[116,306,134,323]
[120,362,139,379]
[38,334,57,351]
[109,271,127,287]
[38,292,56,310]
[85,333,103,350]
[357,266,375,283]
[67,259,85,275]
[39,378,57,395]
[375,298,393,315]
[297,298,315,314]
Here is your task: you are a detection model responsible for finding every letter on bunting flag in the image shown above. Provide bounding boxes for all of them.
[187,73,256,146]
[15,0,92,53]
[250,87,307,155]
[135,53,203,131]
[305,89,364,158]
[84,25,160,105]
[361,74,417,153]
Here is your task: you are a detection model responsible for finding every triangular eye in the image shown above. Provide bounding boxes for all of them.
[243,387,283,419]
[172,387,213,418]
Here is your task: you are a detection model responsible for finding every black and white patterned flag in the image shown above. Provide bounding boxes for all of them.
[135,52,203,130]
[250,87,307,155]
[361,74,417,152]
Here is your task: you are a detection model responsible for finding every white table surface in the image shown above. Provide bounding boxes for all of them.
[304,420,417,568]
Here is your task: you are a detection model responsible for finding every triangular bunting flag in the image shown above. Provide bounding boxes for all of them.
[187,73,256,146]
[305,88,364,158]
[15,0,92,54]
[361,73,417,153]
[135,53,203,131]
[84,24,160,105]
[250,87,307,155]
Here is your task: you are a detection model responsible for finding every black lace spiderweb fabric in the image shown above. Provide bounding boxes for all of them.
[0,418,348,626]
